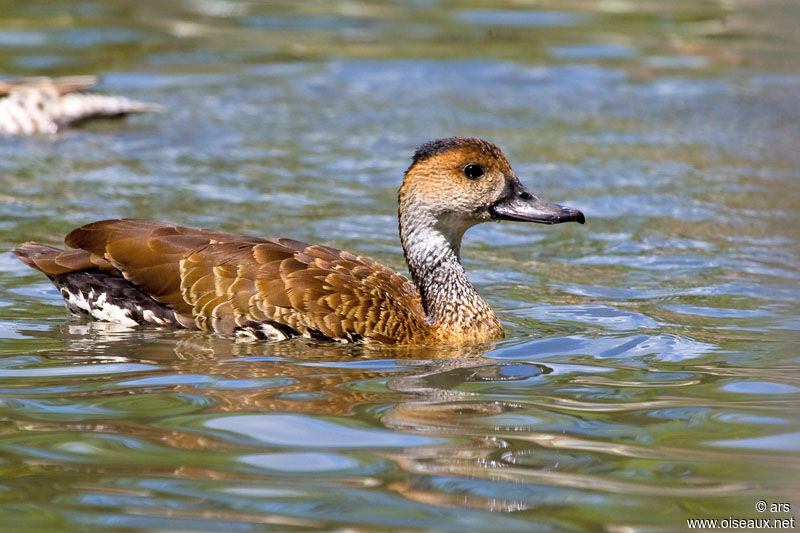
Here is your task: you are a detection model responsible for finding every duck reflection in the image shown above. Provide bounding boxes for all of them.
[15,321,758,515]
[23,321,557,512]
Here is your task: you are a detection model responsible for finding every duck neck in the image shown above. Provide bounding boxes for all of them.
[399,207,497,331]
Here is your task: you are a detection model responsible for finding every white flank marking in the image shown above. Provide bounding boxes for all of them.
[142,310,167,325]
[260,324,289,341]
[236,329,259,340]
[235,324,291,341]
[64,289,92,313]
[89,292,138,327]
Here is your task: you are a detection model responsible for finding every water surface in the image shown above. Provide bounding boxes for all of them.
[1,1,799,531]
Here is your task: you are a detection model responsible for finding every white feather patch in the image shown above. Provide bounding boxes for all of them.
[260,323,289,341]
[142,309,168,325]
[234,323,290,341]
[62,288,138,327]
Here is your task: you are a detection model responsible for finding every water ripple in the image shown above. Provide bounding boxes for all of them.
[0,1,798,531]
[177,413,446,448]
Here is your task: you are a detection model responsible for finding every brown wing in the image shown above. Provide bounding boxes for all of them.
[64,219,429,343]
[13,242,115,275]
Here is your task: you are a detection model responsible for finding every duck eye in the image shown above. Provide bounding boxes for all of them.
[463,164,484,180]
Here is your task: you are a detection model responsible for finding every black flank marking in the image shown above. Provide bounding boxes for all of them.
[264,320,298,338]
[306,328,334,341]
[347,332,365,343]
[235,326,268,340]
[235,320,298,340]
[52,271,177,327]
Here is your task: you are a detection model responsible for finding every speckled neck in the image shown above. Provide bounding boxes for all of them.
[398,202,499,333]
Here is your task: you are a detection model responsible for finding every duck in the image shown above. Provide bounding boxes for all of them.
[13,137,584,345]
[0,75,160,135]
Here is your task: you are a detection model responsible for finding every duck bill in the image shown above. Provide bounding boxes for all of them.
[489,178,585,225]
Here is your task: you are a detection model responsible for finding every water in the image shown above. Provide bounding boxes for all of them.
[1,1,799,531]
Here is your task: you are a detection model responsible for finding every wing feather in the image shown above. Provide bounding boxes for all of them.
[46,218,429,343]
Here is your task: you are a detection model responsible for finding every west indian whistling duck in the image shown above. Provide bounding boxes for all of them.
[13,137,585,344]
[0,75,160,135]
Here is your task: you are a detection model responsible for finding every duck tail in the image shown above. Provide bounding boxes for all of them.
[12,242,65,274]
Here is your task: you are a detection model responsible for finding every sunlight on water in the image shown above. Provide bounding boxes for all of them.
[0,0,798,531]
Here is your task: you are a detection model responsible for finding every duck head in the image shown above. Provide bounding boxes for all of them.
[399,137,584,252]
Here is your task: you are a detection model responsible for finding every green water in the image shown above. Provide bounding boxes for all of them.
[1,1,799,531]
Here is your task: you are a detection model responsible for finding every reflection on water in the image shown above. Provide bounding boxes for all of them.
[1,0,799,531]
[0,317,797,530]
